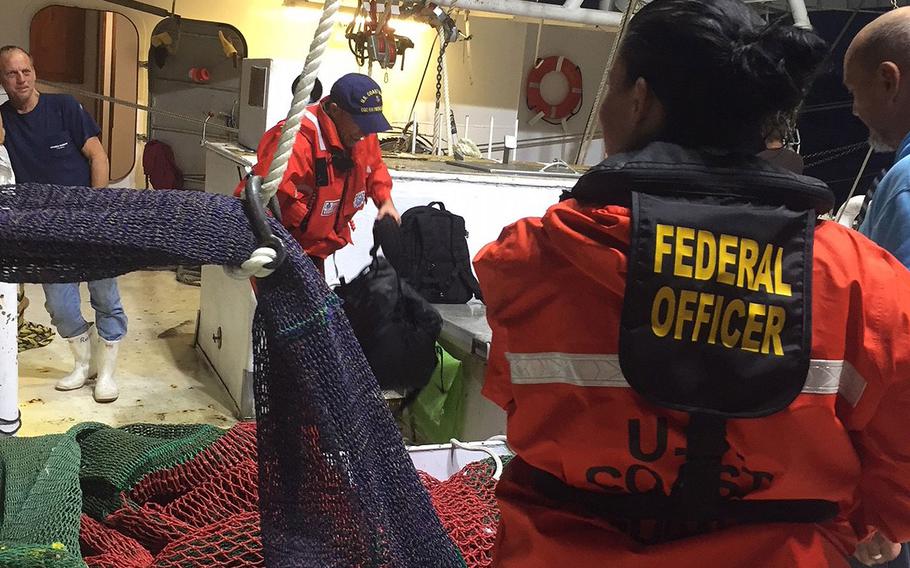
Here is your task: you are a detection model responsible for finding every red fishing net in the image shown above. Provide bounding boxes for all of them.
[81,514,154,568]
[421,460,501,568]
[79,421,505,568]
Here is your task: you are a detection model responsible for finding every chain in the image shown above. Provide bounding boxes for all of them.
[803,141,868,169]
[802,141,866,161]
[432,38,450,154]
[435,47,445,116]
[893,0,900,10]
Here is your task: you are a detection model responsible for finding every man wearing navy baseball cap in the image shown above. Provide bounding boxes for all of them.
[325,73,393,146]
[242,73,400,275]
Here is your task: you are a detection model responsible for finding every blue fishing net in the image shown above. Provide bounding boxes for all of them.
[0,184,464,568]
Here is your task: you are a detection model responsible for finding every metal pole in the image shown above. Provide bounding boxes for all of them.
[433,0,622,28]
[487,115,495,160]
[37,80,239,134]
[0,283,19,436]
[836,145,874,224]
[787,0,812,29]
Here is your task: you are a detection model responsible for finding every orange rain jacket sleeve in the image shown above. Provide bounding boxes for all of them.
[813,221,910,543]
[361,134,392,207]
[234,121,313,232]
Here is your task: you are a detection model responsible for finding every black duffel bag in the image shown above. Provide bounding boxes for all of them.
[334,218,442,393]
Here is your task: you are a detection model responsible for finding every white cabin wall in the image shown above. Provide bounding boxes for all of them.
[438,16,526,161]
[516,23,614,165]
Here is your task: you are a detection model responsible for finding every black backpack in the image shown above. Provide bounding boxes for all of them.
[397,202,482,304]
[334,219,442,393]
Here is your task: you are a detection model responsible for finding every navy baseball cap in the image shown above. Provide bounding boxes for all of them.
[330,73,392,134]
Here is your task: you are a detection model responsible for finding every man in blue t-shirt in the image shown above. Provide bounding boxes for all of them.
[0,45,127,403]
[843,8,910,568]
[845,10,910,270]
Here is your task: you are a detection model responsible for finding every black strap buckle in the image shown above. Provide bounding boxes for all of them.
[241,174,287,272]
[671,413,729,520]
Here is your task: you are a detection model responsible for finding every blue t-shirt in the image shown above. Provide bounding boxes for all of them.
[859,131,910,269]
[0,93,100,186]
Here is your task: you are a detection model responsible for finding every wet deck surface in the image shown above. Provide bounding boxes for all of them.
[18,271,237,437]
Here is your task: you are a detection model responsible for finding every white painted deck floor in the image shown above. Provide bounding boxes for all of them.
[16,270,238,437]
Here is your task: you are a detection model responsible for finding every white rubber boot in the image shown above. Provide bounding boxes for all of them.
[55,327,97,391]
[93,337,120,403]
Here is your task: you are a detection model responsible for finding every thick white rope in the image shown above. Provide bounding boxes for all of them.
[432,112,443,155]
[232,0,341,279]
[224,246,279,280]
[261,0,344,203]
[533,19,543,64]
[574,0,639,164]
[442,47,454,157]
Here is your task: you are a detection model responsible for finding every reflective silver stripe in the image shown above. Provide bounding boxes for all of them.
[806,359,866,406]
[302,109,327,153]
[802,359,841,395]
[506,353,867,404]
[507,353,626,387]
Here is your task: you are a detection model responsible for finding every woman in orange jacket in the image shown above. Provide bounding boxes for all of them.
[474,1,910,566]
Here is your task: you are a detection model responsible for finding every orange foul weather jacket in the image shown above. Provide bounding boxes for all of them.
[474,145,910,568]
[240,100,392,259]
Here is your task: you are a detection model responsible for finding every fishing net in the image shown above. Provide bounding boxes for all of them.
[0,183,463,567]
[79,423,225,521]
[0,422,228,568]
[0,417,504,568]
[0,432,83,556]
[81,514,154,568]
[421,457,513,568]
[0,543,85,568]
[98,423,505,568]
[105,422,260,562]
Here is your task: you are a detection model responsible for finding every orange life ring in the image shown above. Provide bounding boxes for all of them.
[526,56,584,125]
